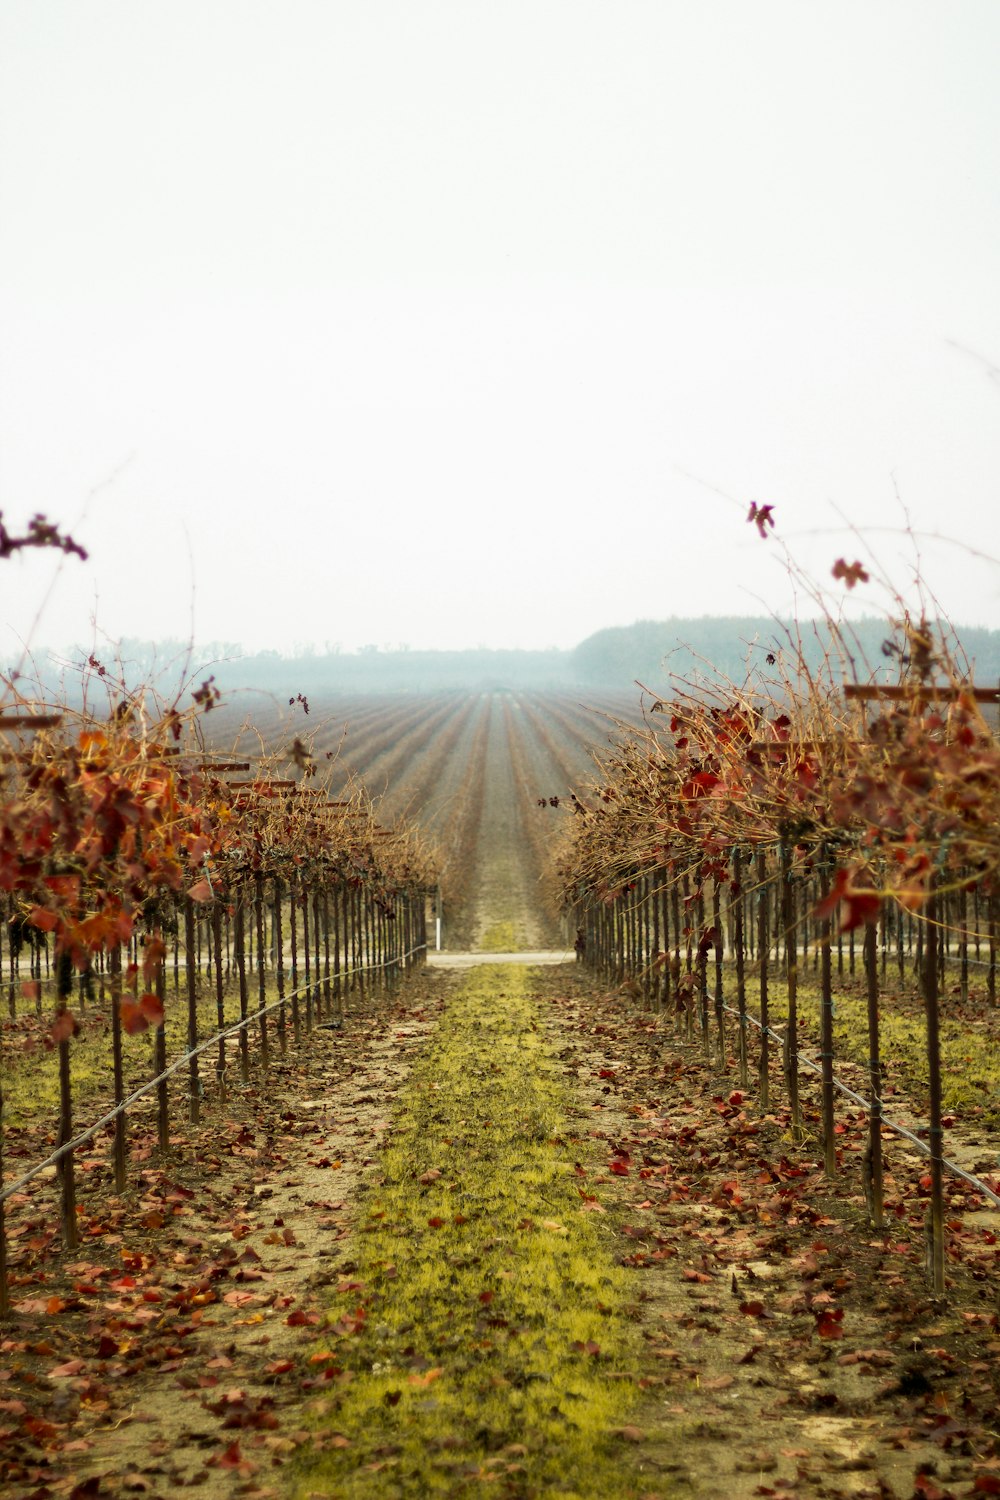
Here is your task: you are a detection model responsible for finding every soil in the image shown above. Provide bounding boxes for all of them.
[450,699,563,954]
[0,971,450,1498]
[3,962,997,1498]
[533,965,1000,1500]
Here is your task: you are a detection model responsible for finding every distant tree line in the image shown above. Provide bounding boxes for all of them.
[570,616,1000,693]
[14,619,1000,702]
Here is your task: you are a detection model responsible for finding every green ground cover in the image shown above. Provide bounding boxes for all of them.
[0,972,334,1129]
[748,976,1000,1127]
[293,965,643,1499]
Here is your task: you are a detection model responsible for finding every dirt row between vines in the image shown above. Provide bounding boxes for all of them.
[0,972,449,1498]
[3,964,998,1498]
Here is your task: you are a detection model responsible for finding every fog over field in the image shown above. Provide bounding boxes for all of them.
[2,2,1000,666]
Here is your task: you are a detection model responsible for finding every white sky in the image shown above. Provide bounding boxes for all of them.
[2,0,999,659]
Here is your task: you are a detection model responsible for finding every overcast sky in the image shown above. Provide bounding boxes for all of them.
[2,1,999,664]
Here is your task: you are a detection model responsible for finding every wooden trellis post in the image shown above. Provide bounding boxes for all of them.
[756,849,770,1113]
[234,889,250,1083]
[817,858,836,1177]
[185,899,201,1124]
[863,922,884,1227]
[212,903,226,1096]
[733,849,748,1088]
[109,944,127,1191]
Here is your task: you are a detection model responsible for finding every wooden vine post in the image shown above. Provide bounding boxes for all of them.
[301,878,313,1030]
[254,873,269,1068]
[863,920,884,1227]
[712,881,725,1065]
[817,856,836,1177]
[733,849,748,1088]
[274,878,287,1058]
[234,888,250,1083]
[212,903,226,1096]
[780,844,801,1139]
[55,956,78,1250]
[185,899,201,1124]
[154,958,169,1153]
[923,889,946,1296]
[756,849,770,1112]
[289,870,301,1042]
[109,944,127,1191]
[696,886,710,1057]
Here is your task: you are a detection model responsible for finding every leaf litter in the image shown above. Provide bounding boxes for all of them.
[0,976,443,1498]
[535,964,1000,1500]
[3,960,998,1499]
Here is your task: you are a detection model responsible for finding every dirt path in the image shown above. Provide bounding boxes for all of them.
[5,962,998,1498]
[458,697,562,954]
[533,965,1000,1500]
[0,973,450,1498]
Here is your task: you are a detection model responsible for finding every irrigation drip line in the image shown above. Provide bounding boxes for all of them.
[720,1001,1000,1210]
[0,942,427,1207]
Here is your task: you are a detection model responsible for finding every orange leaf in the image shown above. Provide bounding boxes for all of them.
[50,1010,79,1044]
[142,935,167,985]
[139,992,165,1028]
[119,999,148,1036]
[187,877,213,903]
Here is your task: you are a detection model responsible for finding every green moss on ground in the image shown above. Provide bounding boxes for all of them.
[0,980,303,1129]
[479,920,519,953]
[765,979,1000,1127]
[292,965,643,1499]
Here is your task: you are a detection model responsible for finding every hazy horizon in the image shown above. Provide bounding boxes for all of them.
[3,3,999,660]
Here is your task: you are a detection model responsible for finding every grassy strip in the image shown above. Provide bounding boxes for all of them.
[761,979,1000,1127]
[292,965,641,1499]
[479,920,519,953]
[0,981,296,1128]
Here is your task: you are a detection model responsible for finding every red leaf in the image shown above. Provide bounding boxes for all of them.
[28,905,58,933]
[680,771,721,801]
[119,999,147,1035]
[50,1009,79,1044]
[212,1440,246,1470]
[140,992,165,1027]
[121,992,165,1035]
[813,867,880,932]
[187,877,213,903]
[815,1308,844,1340]
[832,557,870,589]
[747,501,775,538]
[142,935,167,985]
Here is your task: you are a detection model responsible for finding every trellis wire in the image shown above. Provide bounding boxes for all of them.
[721,1000,1000,1210]
[0,941,427,1208]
